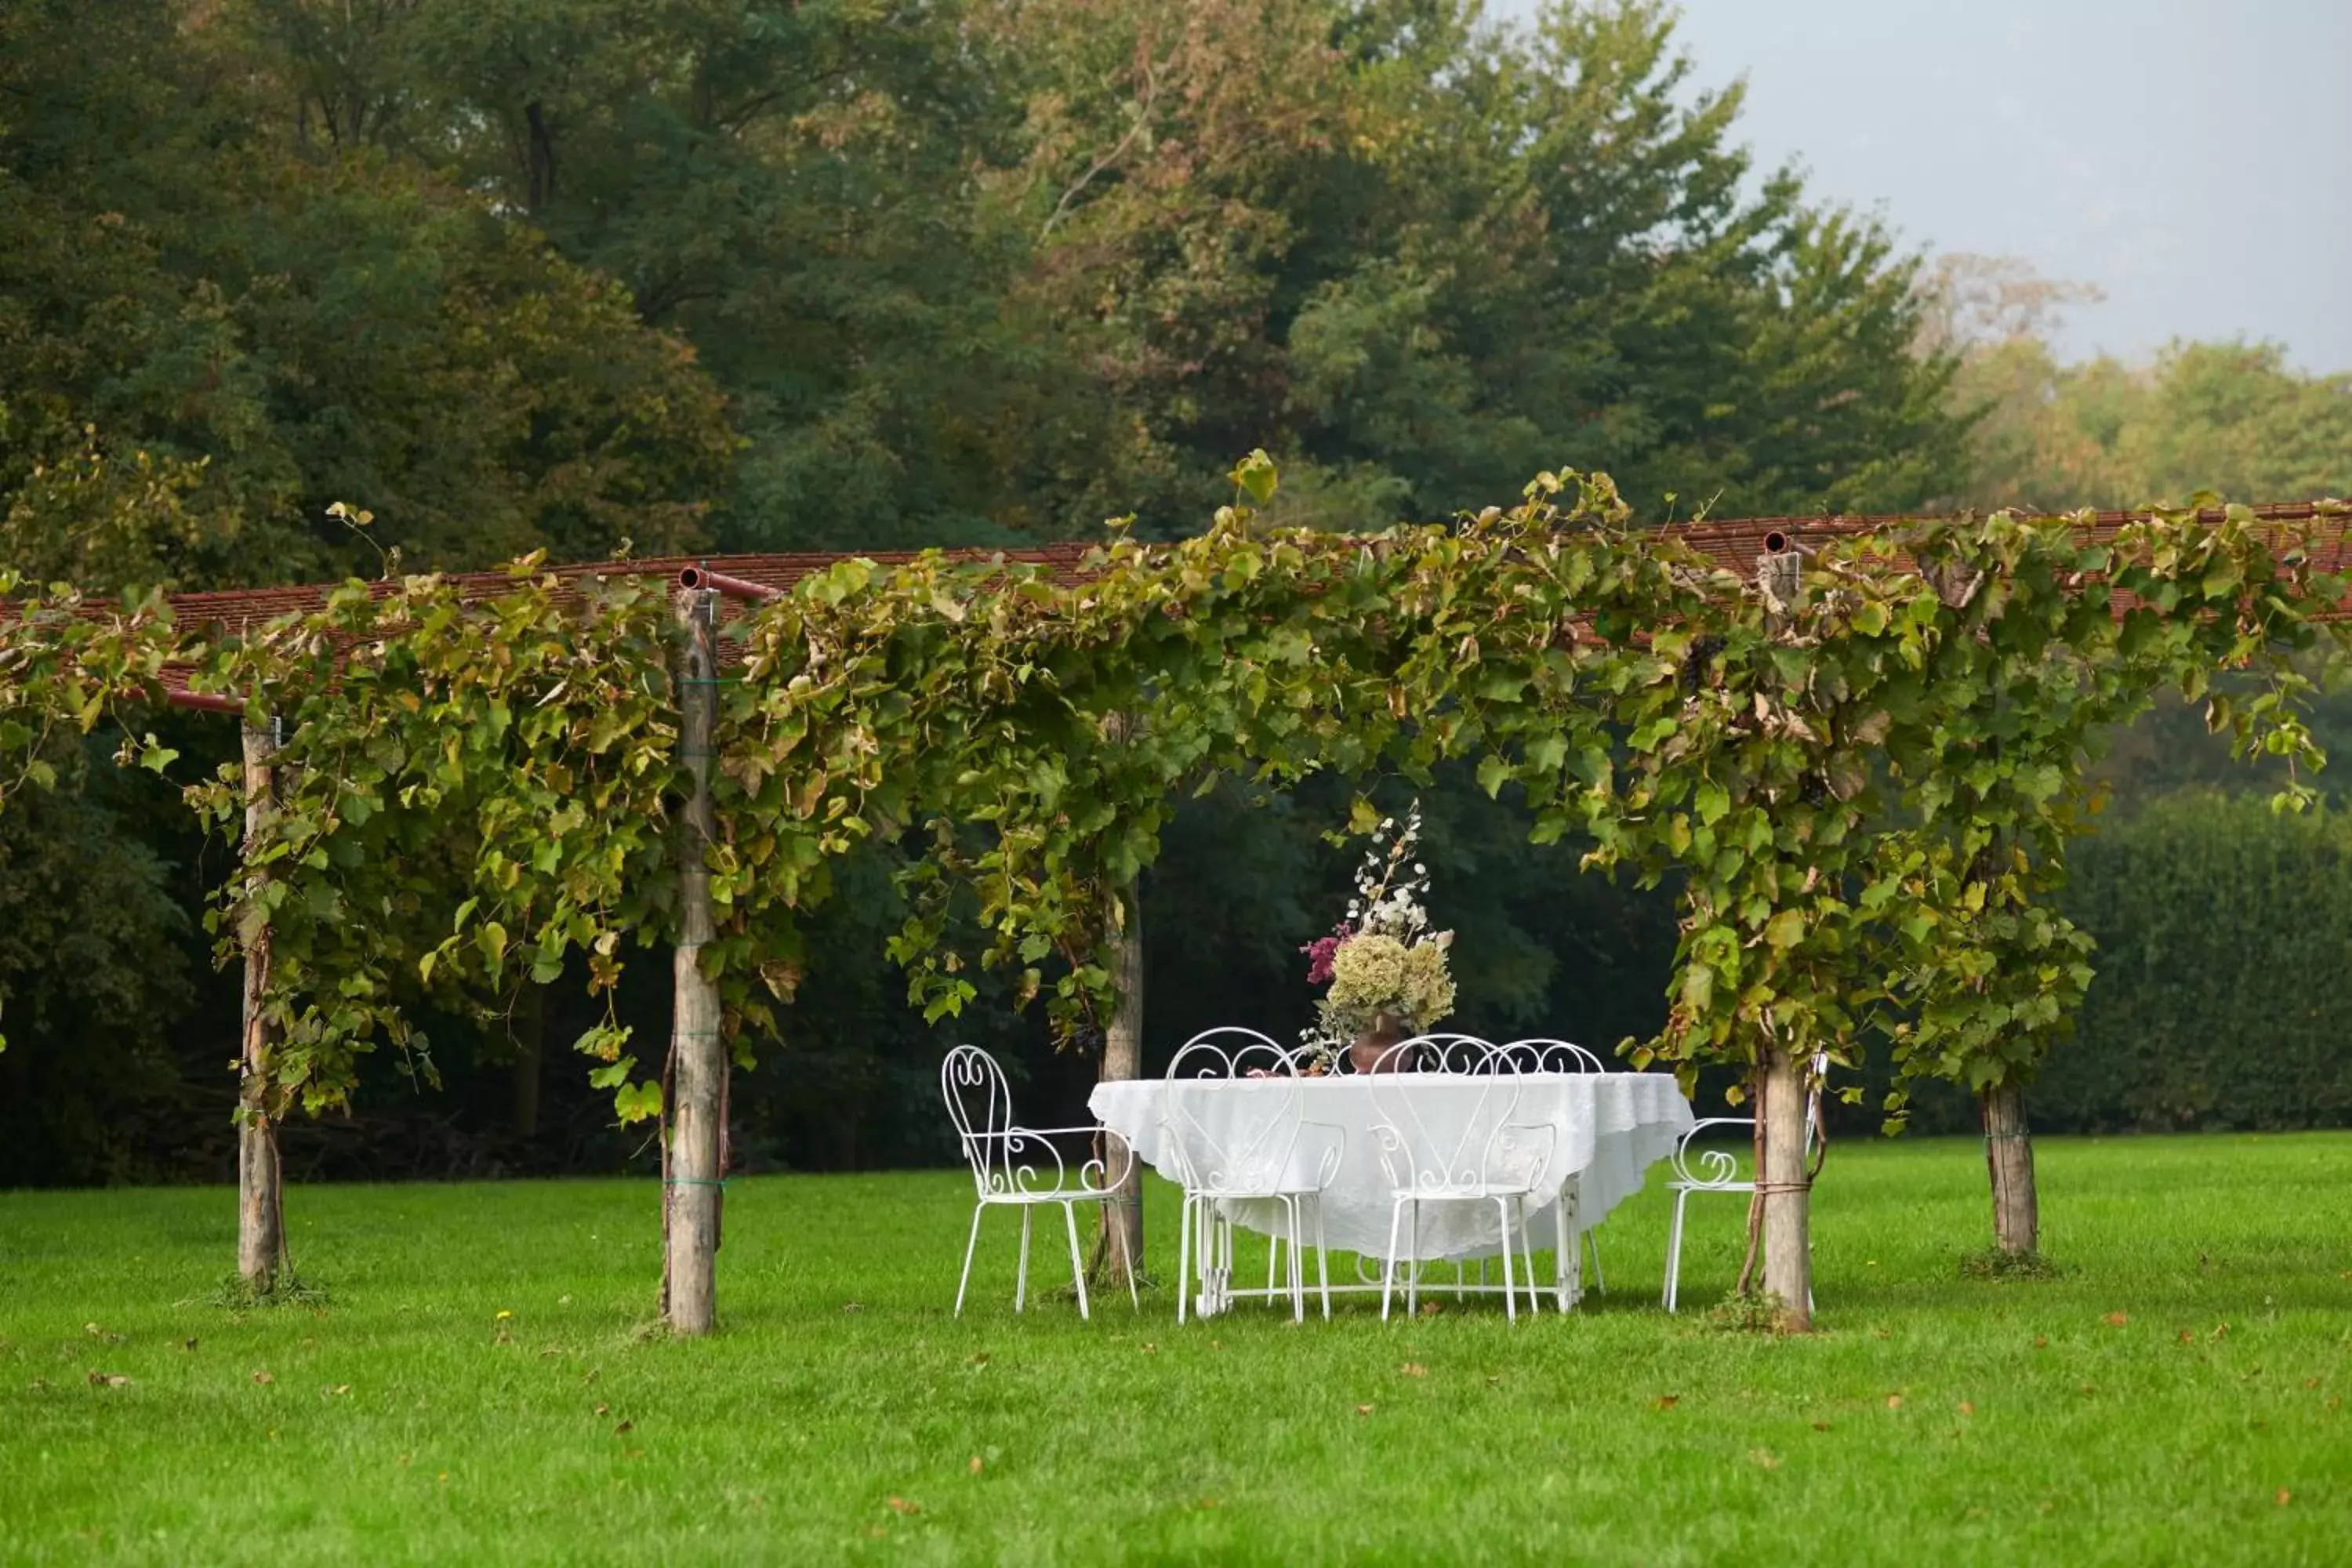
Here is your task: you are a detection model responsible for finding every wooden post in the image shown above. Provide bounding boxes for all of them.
[664,587,726,1335]
[1981,1076,2039,1255]
[1752,548,1816,1330]
[1758,1040,1813,1330]
[237,720,287,1292]
[1094,877,1145,1293]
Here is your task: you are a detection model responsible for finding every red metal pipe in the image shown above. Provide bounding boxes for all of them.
[165,689,248,715]
[677,566,781,602]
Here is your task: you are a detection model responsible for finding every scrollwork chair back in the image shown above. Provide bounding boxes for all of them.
[1367,1034,1527,1195]
[1163,1028,1302,1196]
[940,1044,1090,1198]
[1495,1036,1606,1074]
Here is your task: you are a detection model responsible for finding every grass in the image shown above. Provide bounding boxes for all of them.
[3,1133,2349,1565]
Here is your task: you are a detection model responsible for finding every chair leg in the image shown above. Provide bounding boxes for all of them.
[1553,1191,1574,1312]
[1586,1229,1607,1296]
[1664,1189,1690,1313]
[1314,1199,1332,1321]
[1015,1207,1033,1312]
[1178,1196,1195,1326]
[1517,1197,1541,1318]
[1267,1218,1282,1302]
[1284,1197,1305,1323]
[1381,1200,1405,1322]
[1406,1202,1421,1319]
[1061,1200,1091,1322]
[1211,1210,1230,1317]
[1496,1199,1518,1324]
[954,1203,985,1318]
[1124,1210,1142,1313]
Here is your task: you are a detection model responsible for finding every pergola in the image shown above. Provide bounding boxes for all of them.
[8,495,2347,1333]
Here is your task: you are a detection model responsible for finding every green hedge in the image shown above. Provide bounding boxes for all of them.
[2031,791,2352,1132]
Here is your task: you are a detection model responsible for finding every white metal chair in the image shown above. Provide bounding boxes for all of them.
[1367,1035,1554,1323]
[1494,1036,1610,1295]
[1162,1028,1343,1323]
[941,1044,1134,1320]
[1661,1056,1827,1313]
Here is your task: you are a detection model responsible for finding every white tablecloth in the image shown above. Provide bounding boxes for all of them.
[1089,1072,1693,1263]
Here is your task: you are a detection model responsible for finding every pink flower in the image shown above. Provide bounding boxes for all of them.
[1300,923,1352,986]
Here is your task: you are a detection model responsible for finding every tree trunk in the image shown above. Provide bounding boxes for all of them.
[663,588,726,1336]
[510,984,545,1142]
[1094,878,1145,1291]
[1759,1040,1813,1331]
[236,722,286,1292]
[1981,1076,2039,1255]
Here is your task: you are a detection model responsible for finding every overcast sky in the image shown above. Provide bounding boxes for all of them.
[1494,1,2352,372]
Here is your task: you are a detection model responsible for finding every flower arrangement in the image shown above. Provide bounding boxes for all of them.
[1299,804,1456,1070]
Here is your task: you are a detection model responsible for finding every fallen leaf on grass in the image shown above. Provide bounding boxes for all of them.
[967,1352,990,1367]
[84,1323,123,1345]
[1652,1395,1680,1411]
[1399,1363,1427,1378]
[1140,1344,1157,1355]
[2103,1312,2129,1327]
[613,1420,633,1436]
[87,1371,129,1388]
[887,1497,920,1516]
[1885,1395,1904,1410]
[2212,1323,2230,1341]
[1956,1400,1975,1416]
[1418,1302,1443,1317]
[1749,1449,1782,1470]
[181,1338,198,1353]
[968,1455,984,1475]
[2179,1330,2196,1345]
[594,1403,610,1417]
[1810,1421,1831,1432]
[325,1385,350,1397]
[841,1302,863,1314]
[2033,1336,2049,1349]
[1355,1403,1374,1417]
[251,1370,274,1386]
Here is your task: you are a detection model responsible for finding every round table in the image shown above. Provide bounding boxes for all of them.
[1089,1070,1693,1312]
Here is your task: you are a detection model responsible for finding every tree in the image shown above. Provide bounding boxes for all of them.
[1931,256,2352,513]
[1,0,736,586]
[986,0,1967,536]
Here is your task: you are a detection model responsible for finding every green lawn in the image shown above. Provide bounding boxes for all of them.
[3,1134,2348,1566]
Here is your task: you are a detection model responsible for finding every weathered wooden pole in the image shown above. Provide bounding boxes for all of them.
[1980,1076,2039,1254]
[663,586,726,1335]
[1755,543,1816,1330]
[1094,877,1145,1295]
[236,719,287,1292]
[1757,1041,1813,1330]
